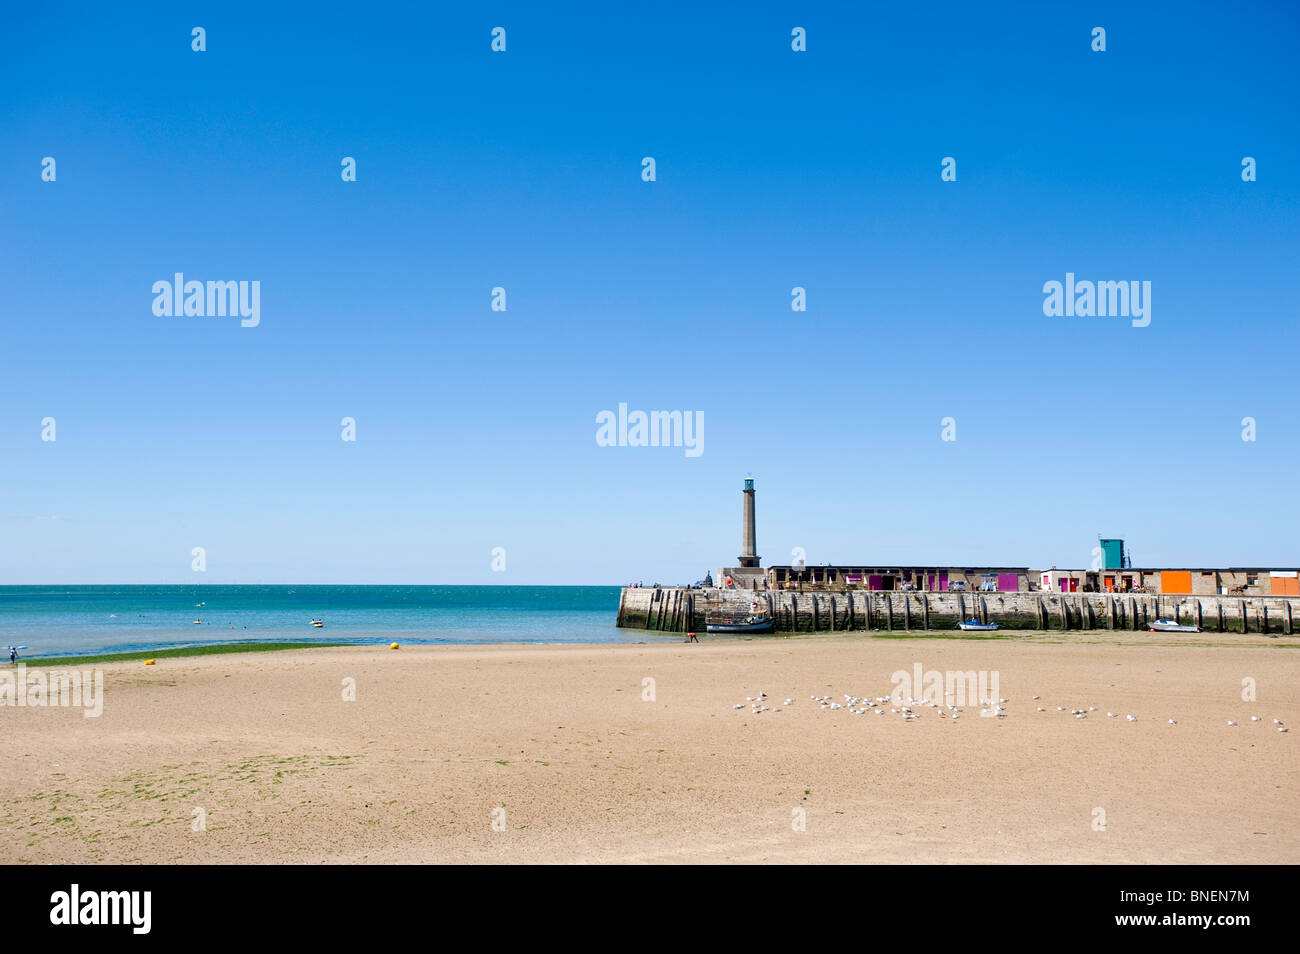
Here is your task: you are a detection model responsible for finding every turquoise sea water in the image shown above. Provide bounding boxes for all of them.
[0,585,648,658]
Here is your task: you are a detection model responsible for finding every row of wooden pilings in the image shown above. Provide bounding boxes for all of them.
[775,592,1296,634]
[775,592,990,632]
[625,588,696,632]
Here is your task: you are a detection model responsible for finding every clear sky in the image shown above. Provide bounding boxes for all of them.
[2,1,1297,584]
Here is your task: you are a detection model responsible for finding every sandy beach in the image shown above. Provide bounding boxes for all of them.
[1,632,1296,864]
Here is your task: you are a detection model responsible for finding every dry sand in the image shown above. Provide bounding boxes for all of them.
[1,632,1296,864]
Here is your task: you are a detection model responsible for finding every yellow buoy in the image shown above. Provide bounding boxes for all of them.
[389,642,400,650]
[144,659,156,665]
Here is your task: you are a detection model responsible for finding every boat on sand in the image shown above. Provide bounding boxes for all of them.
[706,610,774,634]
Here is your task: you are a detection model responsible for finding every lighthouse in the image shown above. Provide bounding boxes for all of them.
[716,477,766,589]
[738,477,760,568]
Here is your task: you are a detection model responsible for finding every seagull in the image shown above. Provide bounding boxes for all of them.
[1032,695,1040,700]
[1227,721,1237,726]
[1168,719,1177,725]
[1126,714,1137,722]
[1280,727,1289,733]
[1107,712,1116,718]
[1273,719,1283,725]
[1037,707,1045,712]
[1251,716,1261,722]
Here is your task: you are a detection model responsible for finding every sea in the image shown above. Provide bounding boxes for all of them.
[0,585,657,658]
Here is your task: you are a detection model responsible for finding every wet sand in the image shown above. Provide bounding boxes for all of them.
[1,632,1296,864]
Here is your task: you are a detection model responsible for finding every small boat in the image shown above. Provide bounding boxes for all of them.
[192,619,203,625]
[1149,619,1199,633]
[706,611,774,634]
[310,619,324,628]
[958,620,999,631]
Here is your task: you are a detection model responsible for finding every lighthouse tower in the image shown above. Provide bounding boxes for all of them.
[718,477,765,589]
[738,477,760,568]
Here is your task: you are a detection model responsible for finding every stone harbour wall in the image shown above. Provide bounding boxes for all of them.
[616,586,1300,635]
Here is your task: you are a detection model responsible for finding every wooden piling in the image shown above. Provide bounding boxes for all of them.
[886,594,894,631]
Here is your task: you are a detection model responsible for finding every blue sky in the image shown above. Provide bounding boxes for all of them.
[1,1,1297,584]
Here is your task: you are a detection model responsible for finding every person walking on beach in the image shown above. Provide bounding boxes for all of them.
[8,645,16,664]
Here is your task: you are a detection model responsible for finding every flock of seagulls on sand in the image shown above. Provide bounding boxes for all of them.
[731,690,1288,732]
[732,691,1007,721]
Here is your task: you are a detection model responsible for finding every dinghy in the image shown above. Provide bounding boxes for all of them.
[1148,619,1199,633]
[958,620,999,631]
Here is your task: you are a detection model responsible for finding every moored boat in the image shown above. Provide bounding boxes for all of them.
[958,619,999,631]
[310,619,324,628]
[706,610,774,634]
[1148,619,1199,633]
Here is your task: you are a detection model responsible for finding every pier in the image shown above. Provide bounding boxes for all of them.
[618,477,1300,635]
[616,586,1300,635]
